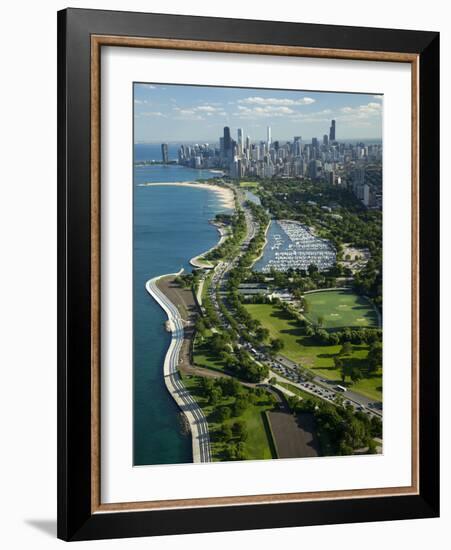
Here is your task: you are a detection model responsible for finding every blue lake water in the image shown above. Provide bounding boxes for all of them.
[133,163,228,466]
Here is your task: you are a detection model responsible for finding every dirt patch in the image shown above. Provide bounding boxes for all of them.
[157,276,198,371]
[157,276,197,323]
[268,411,320,458]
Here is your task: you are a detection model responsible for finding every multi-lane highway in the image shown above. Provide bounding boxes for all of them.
[146,274,212,463]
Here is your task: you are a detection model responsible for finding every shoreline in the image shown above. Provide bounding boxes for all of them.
[190,223,228,269]
[146,271,212,463]
[138,181,235,210]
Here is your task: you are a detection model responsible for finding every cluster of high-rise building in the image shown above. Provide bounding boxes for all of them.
[164,120,382,208]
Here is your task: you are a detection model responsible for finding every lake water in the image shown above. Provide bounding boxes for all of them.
[133,162,229,466]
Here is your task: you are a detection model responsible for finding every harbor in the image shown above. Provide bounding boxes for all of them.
[255,219,336,273]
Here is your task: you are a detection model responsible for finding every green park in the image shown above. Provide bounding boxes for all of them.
[244,292,382,401]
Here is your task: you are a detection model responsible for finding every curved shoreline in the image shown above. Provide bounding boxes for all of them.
[190,224,228,269]
[146,272,212,463]
[138,181,235,209]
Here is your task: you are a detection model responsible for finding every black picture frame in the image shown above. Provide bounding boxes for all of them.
[57,7,439,541]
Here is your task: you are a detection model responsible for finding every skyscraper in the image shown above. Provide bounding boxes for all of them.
[329,120,336,142]
[267,126,272,147]
[293,136,302,156]
[237,128,244,154]
[161,143,169,164]
[223,126,231,153]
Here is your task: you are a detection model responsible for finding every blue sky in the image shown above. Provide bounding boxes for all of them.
[134,83,382,143]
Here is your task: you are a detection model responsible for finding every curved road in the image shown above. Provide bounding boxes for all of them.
[146,275,212,463]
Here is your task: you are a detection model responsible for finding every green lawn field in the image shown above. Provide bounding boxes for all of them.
[244,303,382,401]
[181,375,276,461]
[238,181,259,188]
[304,289,380,330]
[193,334,228,374]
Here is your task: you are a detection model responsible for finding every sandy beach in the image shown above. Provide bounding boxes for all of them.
[139,181,235,209]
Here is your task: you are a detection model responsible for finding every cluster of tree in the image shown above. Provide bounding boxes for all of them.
[214,213,233,225]
[198,377,274,422]
[333,340,382,384]
[201,287,221,329]
[221,347,269,382]
[216,419,248,460]
[288,394,383,455]
[304,323,382,346]
[205,210,246,261]
[174,272,200,290]
[195,330,269,383]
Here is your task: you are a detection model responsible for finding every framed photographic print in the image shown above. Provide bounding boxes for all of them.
[57,8,440,541]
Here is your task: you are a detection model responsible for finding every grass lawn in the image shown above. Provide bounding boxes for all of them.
[244,303,382,401]
[239,181,259,188]
[181,374,276,461]
[192,336,228,374]
[200,272,213,303]
[304,289,380,330]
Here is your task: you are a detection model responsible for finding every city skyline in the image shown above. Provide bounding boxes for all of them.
[134,83,383,143]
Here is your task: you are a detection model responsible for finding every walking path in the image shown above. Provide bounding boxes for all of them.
[146,273,212,463]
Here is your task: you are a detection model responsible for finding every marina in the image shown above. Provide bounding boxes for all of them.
[256,219,336,273]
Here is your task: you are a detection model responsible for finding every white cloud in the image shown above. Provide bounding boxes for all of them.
[238,96,315,106]
[196,105,220,113]
[138,84,156,89]
[234,105,298,118]
[134,99,149,105]
[338,102,382,121]
[136,111,165,118]
[172,103,228,120]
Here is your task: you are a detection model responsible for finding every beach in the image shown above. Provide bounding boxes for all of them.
[138,181,236,210]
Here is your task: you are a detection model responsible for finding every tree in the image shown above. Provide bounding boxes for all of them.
[340,341,352,356]
[232,397,248,417]
[334,393,345,407]
[218,423,232,441]
[255,326,270,342]
[350,368,363,383]
[334,356,346,383]
[367,341,382,374]
[367,439,378,454]
[195,317,207,338]
[270,338,284,353]
[235,441,246,460]
[370,415,383,438]
[231,420,248,441]
[217,406,232,422]
[208,385,223,405]
[317,315,324,327]
[308,263,319,277]
[329,332,340,345]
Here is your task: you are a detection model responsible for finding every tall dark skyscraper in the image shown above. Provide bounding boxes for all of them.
[223,126,231,153]
[329,120,336,142]
[161,143,169,164]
